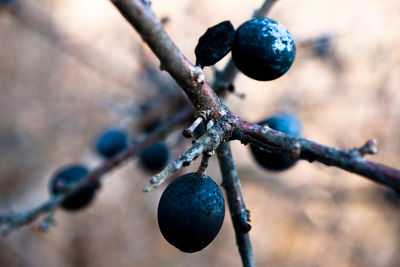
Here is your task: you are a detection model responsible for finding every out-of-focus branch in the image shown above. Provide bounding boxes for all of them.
[5,0,135,90]
[0,106,192,235]
[0,195,63,235]
[253,0,278,18]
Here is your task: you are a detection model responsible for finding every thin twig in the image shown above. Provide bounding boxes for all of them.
[0,106,192,235]
[217,142,254,267]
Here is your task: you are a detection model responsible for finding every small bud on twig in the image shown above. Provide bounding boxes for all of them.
[358,138,378,156]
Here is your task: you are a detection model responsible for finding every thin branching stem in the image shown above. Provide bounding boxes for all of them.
[217,142,254,267]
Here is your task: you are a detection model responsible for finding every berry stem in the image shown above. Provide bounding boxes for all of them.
[196,152,213,178]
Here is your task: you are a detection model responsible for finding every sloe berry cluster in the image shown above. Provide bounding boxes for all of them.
[195,17,296,81]
[48,123,173,212]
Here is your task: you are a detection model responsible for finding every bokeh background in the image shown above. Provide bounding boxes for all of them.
[1,0,400,266]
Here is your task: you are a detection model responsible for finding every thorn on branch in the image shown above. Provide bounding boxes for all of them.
[182,117,204,138]
[358,138,378,156]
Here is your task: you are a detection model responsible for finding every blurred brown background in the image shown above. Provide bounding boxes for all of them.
[1,0,400,266]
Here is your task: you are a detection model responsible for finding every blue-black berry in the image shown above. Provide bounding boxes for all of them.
[158,172,225,253]
[139,141,169,172]
[250,112,302,171]
[232,18,296,81]
[95,128,128,158]
[195,20,235,68]
[49,164,98,211]
[0,0,14,5]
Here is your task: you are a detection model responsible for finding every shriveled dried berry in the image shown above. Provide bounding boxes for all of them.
[195,20,235,68]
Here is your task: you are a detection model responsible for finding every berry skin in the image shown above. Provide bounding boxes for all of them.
[250,112,302,171]
[195,20,235,68]
[95,128,128,159]
[232,18,296,81]
[139,141,170,172]
[49,164,98,211]
[157,172,225,253]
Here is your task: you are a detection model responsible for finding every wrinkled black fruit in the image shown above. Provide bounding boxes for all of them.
[49,164,98,210]
[158,172,225,253]
[232,18,296,81]
[195,20,235,68]
[250,112,302,171]
[95,128,128,158]
[139,141,169,172]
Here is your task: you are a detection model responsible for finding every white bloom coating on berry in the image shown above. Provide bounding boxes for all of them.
[251,19,294,54]
[268,23,294,53]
